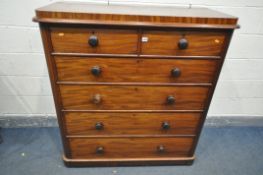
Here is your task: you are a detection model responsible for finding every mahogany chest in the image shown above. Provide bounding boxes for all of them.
[34,2,238,166]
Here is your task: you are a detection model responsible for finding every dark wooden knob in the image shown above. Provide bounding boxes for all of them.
[88,35,99,47]
[96,146,104,154]
[162,121,170,130]
[171,68,181,77]
[178,38,188,50]
[166,95,175,105]
[91,66,101,76]
[157,145,165,153]
[95,122,104,130]
[92,94,101,104]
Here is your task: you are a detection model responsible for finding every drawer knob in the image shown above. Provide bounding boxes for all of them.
[166,95,175,105]
[96,146,104,154]
[171,68,181,77]
[91,66,101,76]
[157,145,165,153]
[95,122,104,130]
[178,38,188,50]
[92,94,102,104]
[88,35,99,47]
[162,121,170,130]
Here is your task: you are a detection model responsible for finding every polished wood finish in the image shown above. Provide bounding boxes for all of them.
[34,2,238,29]
[68,137,194,159]
[62,155,195,167]
[34,2,238,166]
[64,112,201,135]
[51,28,138,54]
[59,85,209,110]
[55,57,218,83]
[141,31,226,56]
[62,155,195,166]
[39,24,71,157]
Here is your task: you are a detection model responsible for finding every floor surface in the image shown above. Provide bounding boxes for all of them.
[0,127,263,175]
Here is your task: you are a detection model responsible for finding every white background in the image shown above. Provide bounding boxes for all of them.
[0,0,263,121]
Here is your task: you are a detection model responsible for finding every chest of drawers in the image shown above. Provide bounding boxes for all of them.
[34,2,238,166]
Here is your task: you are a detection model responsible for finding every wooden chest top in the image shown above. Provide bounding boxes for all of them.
[34,2,238,28]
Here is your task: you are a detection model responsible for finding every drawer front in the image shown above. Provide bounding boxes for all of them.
[56,57,218,83]
[65,112,201,135]
[141,31,226,56]
[68,137,194,159]
[59,85,209,110]
[51,28,138,54]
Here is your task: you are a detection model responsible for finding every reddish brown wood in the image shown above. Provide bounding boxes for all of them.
[141,30,227,56]
[52,52,221,60]
[62,154,195,166]
[59,85,210,110]
[55,57,218,83]
[62,109,204,113]
[68,137,194,159]
[34,2,238,29]
[38,24,71,158]
[189,30,235,156]
[51,27,138,54]
[34,2,238,167]
[57,82,212,87]
[64,112,201,136]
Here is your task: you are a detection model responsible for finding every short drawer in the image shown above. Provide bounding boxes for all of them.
[64,112,201,135]
[68,137,194,159]
[59,85,209,110]
[51,27,138,54]
[141,30,226,56]
[56,57,218,83]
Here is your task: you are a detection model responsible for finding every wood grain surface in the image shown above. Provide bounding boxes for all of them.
[64,112,201,136]
[34,2,238,29]
[59,85,210,110]
[51,27,138,54]
[141,30,226,56]
[68,137,194,159]
[55,57,218,83]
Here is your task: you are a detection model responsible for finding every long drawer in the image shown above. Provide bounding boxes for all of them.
[64,112,201,135]
[68,137,194,159]
[55,57,218,83]
[51,28,138,54]
[59,85,210,110]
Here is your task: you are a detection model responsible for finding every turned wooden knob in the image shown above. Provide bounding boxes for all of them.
[166,95,175,105]
[92,94,102,104]
[171,68,181,77]
[178,38,188,50]
[95,122,104,130]
[157,145,165,153]
[96,146,104,154]
[91,66,101,76]
[162,121,170,130]
[88,35,99,47]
